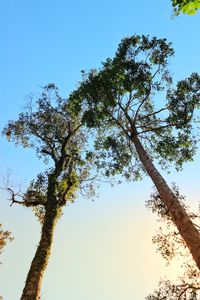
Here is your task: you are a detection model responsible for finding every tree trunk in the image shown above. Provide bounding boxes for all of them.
[131,133,200,270]
[20,204,58,300]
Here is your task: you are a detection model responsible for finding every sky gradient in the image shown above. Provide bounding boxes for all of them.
[1,1,200,299]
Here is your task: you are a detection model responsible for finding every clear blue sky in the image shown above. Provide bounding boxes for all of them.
[0,1,200,299]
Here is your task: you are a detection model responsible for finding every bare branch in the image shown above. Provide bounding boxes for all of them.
[133,86,151,124]
[178,285,200,300]
[133,64,162,124]
[7,188,45,208]
[137,107,168,122]
[138,123,176,135]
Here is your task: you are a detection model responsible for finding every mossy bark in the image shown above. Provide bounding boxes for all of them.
[20,202,58,300]
[131,133,200,270]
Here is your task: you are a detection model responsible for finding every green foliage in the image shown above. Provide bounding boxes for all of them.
[93,131,143,180]
[167,73,200,125]
[3,84,95,222]
[69,35,200,176]
[68,35,200,282]
[3,84,99,299]
[3,84,83,162]
[25,173,48,205]
[56,170,80,202]
[172,0,200,15]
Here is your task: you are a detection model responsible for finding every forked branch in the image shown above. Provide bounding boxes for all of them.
[7,188,45,207]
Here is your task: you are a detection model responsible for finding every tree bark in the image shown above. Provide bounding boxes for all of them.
[131,133,200,270]
[20,203,58,300]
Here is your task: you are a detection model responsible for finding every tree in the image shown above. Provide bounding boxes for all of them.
[172,0,200,15]
[68,35,200,270]
[3,84,95,300]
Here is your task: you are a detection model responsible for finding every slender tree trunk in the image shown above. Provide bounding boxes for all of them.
[131,133,200,270]
[20,204,58,300]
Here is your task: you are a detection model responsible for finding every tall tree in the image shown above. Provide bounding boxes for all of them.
[69,35,200,269]
[172,0,200,15]
[3,84,94,300]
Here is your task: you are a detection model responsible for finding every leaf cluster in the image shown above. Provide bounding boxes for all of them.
[172,0,200,15]
[92,130,144,180]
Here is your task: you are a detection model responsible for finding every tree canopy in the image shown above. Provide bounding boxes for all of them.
[4,84,94,218]
[69,35,200,176]
[172,0,200,15]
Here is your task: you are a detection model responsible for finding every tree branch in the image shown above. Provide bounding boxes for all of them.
[106,110,129,138]
[133,64,162,124]
[30,126,58,163]
[178,285,200,300]
[7,188,45,207]
[138,122,181,135]
[137,107,168,122]
[133,86,152,125]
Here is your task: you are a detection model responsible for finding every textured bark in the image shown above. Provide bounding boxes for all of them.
[131,133,200,270]
[20,155,69,299]
[20,202,58,300]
